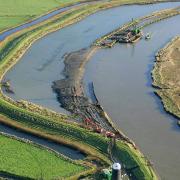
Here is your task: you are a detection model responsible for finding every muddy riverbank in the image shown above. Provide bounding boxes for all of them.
[52,47,133,143]
[152,36,180,120]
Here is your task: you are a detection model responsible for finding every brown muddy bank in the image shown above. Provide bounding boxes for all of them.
[52,48,133,143]
[152,36,180,120]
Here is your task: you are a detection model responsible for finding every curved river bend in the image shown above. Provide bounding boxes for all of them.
[2,2,180,180]
[85,16,180,180]
[0,1,98,41]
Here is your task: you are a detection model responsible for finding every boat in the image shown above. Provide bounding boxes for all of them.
[145,33,151,40]
[177,120,180,127]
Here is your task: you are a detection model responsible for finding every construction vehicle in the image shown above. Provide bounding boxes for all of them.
[1,80,14,94]
[106,131,115,138]
[84,118,115,138]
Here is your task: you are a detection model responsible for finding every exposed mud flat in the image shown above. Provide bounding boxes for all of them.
[52,48,97,121]
[152,36,180,119]
[52,48,134,143]
[52,48,115,130]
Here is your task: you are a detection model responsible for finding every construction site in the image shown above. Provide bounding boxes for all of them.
[95,6,180,48]
[101,26,142,48]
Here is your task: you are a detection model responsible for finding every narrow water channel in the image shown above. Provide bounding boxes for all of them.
[84,15,180,180]
[0,2,90,41]
[0,123,85,160]
[2,2,180,179]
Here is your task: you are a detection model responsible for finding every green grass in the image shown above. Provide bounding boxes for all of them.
[113,141,157,179]
[0,0,169,32]
[0,0,86,32]
[0,97,156,179]
[0,134,85,179]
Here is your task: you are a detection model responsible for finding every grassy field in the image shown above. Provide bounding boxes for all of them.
[0,0,87,32]
[0,134,86,179]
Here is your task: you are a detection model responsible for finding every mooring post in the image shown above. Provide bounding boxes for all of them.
[112,163,121,180]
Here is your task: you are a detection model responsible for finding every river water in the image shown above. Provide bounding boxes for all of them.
[85,16,180,180]
[3,2,180,179]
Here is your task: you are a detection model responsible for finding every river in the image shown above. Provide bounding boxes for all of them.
[85,15,180,180]
[2,2,180,179]
[4,2,180,114]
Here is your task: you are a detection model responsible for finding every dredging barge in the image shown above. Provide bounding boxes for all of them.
[110,27,142,43]
[100,27,142,48]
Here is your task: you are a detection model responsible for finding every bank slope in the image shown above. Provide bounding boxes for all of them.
[152,36,180,119]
